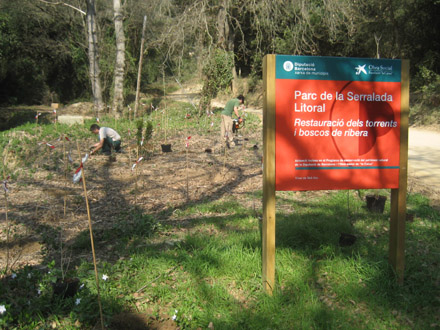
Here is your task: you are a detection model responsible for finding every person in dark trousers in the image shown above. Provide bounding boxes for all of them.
[90,124,122,155]
[221,94,244,147]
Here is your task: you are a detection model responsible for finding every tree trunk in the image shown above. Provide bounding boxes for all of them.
[113,0,125,117]
[228,26,238,95]
[217,0,228,50]
[217,0,238,94]
[387,0,400,57]
[86,0,104,117]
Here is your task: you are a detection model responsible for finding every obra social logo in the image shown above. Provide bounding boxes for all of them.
[283,61,294,72]
[355,64,367,75]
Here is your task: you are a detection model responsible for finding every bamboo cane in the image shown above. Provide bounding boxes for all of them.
[76,142,105,330]
[134,15,147,119]
[63,135,68,218]
[134,163,139,204]
[163,68,167,144]
[128,130,132,170]
[2,154,10,274]
[186,142,189,201]
[61,135,67,278]
[223,143,227,171]
[223,129,228,171]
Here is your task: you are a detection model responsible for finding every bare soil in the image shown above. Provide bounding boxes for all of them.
[2,106,439,272]
[0,123,263,271]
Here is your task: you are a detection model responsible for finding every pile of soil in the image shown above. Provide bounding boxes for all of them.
[62,102,94,116]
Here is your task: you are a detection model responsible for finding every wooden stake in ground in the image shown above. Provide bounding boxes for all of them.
[53,109,57,128]
[61,135,68,278]
[223,130,229,171]
[2,154,11,274]
[75,142,105,330]
[132,156,143,203]
[128,128,133,169]
[62,135,68,218]
[185,136,191,201]
[241,109,247,151]
[134,15,147,119]
[162,67,168,145]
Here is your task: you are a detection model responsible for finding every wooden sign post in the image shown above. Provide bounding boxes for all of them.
[262,55,276,294]
[389,60,409,284]
[262,55,409,294]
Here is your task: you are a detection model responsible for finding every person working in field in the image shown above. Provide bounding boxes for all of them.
[221,94,245,148]
[90,124,122,155]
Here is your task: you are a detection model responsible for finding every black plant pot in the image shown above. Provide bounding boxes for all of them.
[366,194,387,213]
[339,233,357,247]
[161,144,172,152]
[52,278,80,298]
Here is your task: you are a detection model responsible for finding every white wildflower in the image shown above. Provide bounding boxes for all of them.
[11,273,17,279]
[0,305,6,315]
[75,298,81,305]
[102,274,108,281]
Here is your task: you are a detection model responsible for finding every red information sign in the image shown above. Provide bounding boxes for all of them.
[275,56,402,191]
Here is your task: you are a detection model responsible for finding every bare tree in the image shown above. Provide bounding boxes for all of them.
[217,0,239,93]
[86,0,104,116]
[38,0,104,116]
[112,0,125,116]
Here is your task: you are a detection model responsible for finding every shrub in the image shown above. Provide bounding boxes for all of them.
[199,49,234,114]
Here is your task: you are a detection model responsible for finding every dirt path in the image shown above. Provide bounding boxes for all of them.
[168,87,262,118]
[408,128,440,194]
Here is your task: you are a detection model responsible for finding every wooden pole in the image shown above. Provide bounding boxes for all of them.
[163,67,168,144]
[223,144,227,169]
[262,55,276,294]
[135,160,139,203]
[134,15,147,118]
[61,135,68,278]
[128,130,132,171]
[186,140,189,201]
[2,154,10,274]
[63,135,68,218]
[389,59,410,284]
[76,142,105,330]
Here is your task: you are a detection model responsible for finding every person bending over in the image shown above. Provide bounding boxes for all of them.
[221,94,244,147]
[90,124,122,155]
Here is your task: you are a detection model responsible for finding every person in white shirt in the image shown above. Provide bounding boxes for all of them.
[90,124,122,155]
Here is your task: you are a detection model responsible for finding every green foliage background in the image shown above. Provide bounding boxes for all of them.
[0,0,439,110]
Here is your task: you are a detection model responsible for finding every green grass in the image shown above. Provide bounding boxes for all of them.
[2,190,439,329]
